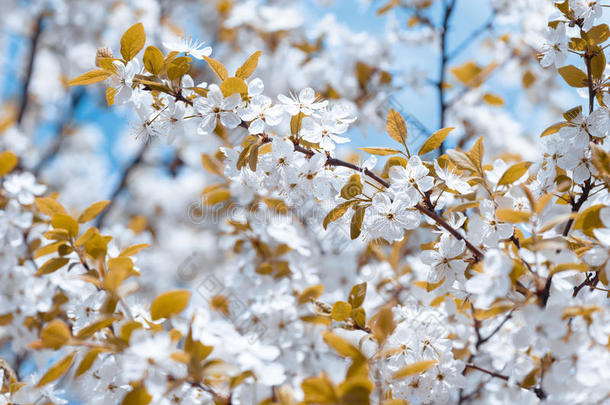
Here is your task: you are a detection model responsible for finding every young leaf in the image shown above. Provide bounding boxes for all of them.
[121,385,152,405]
[297,284,324,305]
[35,197,66,217]
[587,24,610,45]
[386,108,407,145]
[348,282,367,308]
[393,360,437,379]
[591,48,606,79]
[322,332,361,358]
[451,61,482,86]
[78,200,110,223]
[203,56,228,80]
[143,45,164,75]
[371,306,396,344]
[359,147,401,156]
[68,70,111,86]
[557,65,588,87]
[540,122,568,137]
[331,301,352,322]
[350,206,365,239]
[106,87,116,106]
[497,161,532,186]
[495,208,531,223]
[0,151,18,176]
[235,51,262,79]
[120,23,146,62]
[150,290,191,320]
[75,348,103,378]
[37,351,76,387]
[220,77,248,97]
[36,257,70,276]
[40,320,71,349]
[482,93,504,106]
[323,201,356,229]
[51,213,79,237]
[418,127,454,155]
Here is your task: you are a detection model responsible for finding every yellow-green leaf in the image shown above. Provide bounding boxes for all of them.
[372,306,395,344]
[482,93,504,106]
[323,332,361,358]
[220,77,248,97]
[68,70,111,86]
[51,213,79,237]
[35,197,66,217]
[386,108,407,145]
[587,24,610,45]
[297,284,324,305]
[495,208,531,223]
[0,151,18,176]
[497,161,532,186]
[591,47,606,79]
[349,282,367,308]
[540,122,568,137]
[350,206,365,239]
[36,257,70,276]
[359,147,401,156]
[78,201,110,223]
[302,374,338,403]
[393,360,437,379]
[40,320,71,349]
[323,200,356,229]
[574,204,604,237]
[121,385,152,405]
[331,301,352,322]
[150,289,191,320]
[451,61,482,86]
[119,243,150,257]
[106,87,116,106]
[203,56,228,80]
[143,45,163,75]
[37,352,76,387]
[75,348,103,378]
[120,23,146,62]
[558,65,588,87]
[203,188,231,205]
[235,51,262,79]
[418,127,454,155]
[76,317,118,340]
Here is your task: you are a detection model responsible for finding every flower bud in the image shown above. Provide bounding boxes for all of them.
[95,47,113,67]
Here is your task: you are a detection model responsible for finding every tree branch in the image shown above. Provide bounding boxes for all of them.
[447,12,495,62]
[33,88,86,175]
[17,14,44,125]
[290,141,485,260]
[95,142,150,228]
[438,0,457,156]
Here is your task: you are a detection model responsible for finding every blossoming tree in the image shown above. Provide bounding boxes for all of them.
[1,0,610,404]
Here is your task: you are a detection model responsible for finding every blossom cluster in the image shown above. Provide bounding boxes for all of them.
[0,0,610,404]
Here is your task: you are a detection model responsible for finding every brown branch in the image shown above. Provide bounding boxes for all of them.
[541,32,596,307]
[573,272,599,298]
[17,14,44,125]
[95,142,150,228]
[465,363,509,381]
[290,141,484,260]
[437,0,457,156]
[33,88,86,175]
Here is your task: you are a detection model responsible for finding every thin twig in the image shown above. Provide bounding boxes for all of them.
[17,14,44,125]
[290,141,485,260]
[33,89,86,175]
[447,12,495,62]
[438,0,457,156]
[95,142,150,228]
